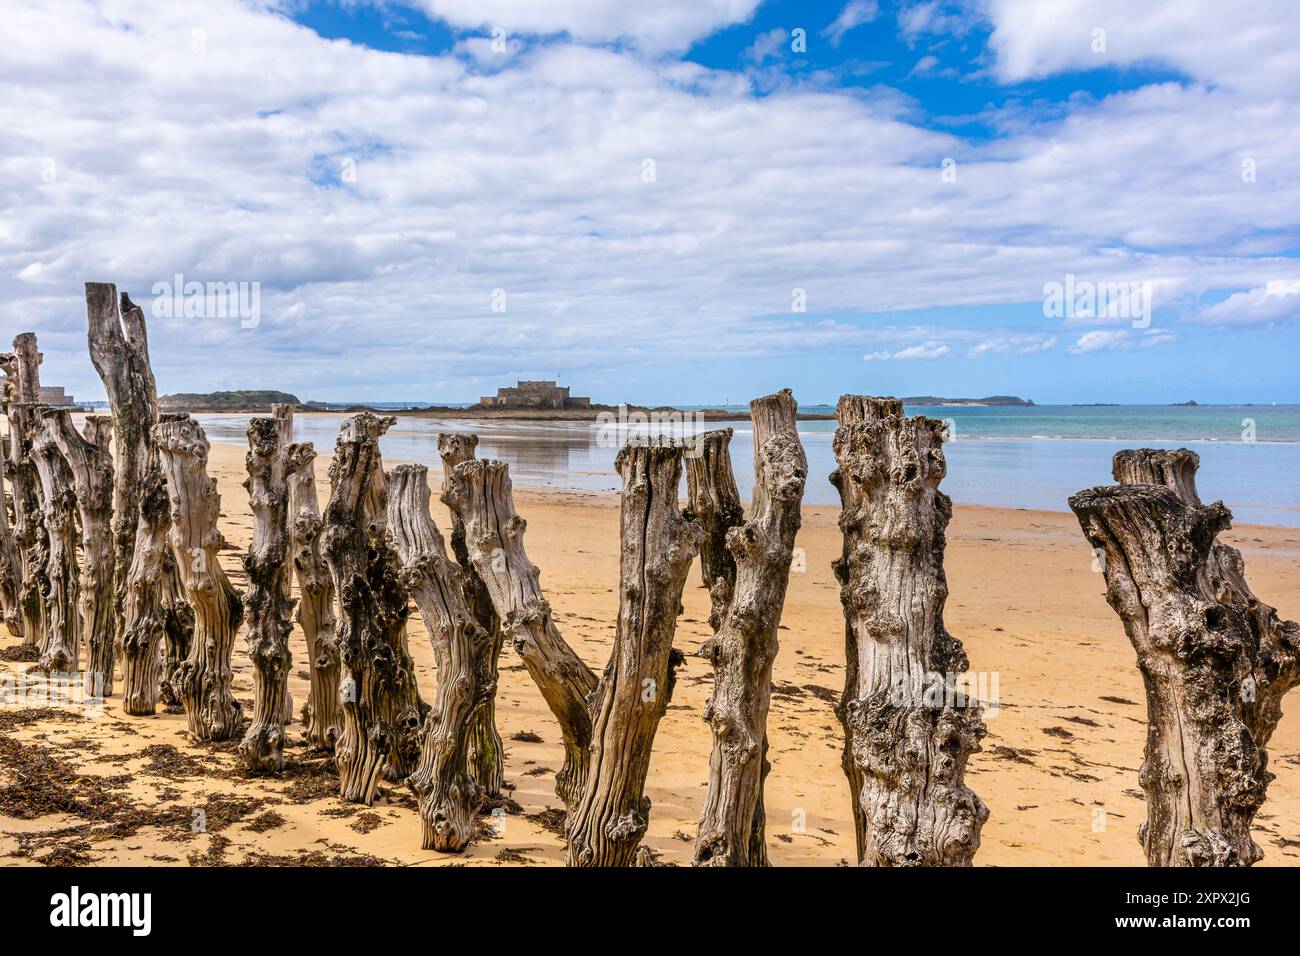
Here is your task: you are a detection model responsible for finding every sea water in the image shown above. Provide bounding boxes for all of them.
[194,404,1300,528]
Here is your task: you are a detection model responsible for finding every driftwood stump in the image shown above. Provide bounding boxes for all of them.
[1070,448,1300,866]
[322,413,425,803]
[238,411,297,771]
[44,411,116,695]
[694,391,806,866]
[1,343,46,647]
[437,432,504,797]
[155,415,244,741]
[443,459,598,809]
[119,467,179,715]
[831,396,988,866]
[31,416,81,675]
[390,464,492,851]
[288,442,341,751]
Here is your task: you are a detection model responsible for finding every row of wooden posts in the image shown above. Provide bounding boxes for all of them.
[1,282,1297,867]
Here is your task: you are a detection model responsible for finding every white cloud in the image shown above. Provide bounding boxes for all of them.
[0,0,1296,401]
[968,334,1056,356]
[1068,329,1175,354]
[823,0,879,48]
[744,28,787,64]
[408,0,761,53]
[865,340,952,360]
[1188,280,1300,326]
[980,0,1300,90]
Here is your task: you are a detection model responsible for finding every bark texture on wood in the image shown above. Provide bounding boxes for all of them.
[564,443,701,866]
[1,351,45,647]
[155,416,244,741]
[831,396,988,866]
[443,459,598,809]
[694,391,806,867]
[684,429,744,633]
[390,464,491,851]
[323,413,425,803]
[237,412,297,771]
[288,442,341,752]
[44,411,116,695]
[0,451,20,638]
[437,432,504,797]
[119,467,175,715]
[1066,448,1300,867]
[31,416,81,675]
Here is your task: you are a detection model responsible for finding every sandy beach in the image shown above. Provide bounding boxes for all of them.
[2,436,1298,867]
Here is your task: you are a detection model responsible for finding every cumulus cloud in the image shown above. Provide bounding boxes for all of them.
[980,0,1300,89]
[1188,280,1300,326]
[406,0,761,53]
[968,334,1056,357]
[823,0,879,48]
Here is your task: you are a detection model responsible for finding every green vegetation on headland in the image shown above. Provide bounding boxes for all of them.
[159,390,301,412]
[899,395,1034,407]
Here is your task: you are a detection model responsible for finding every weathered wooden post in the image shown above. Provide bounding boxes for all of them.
[1069,448,1299,866]
[390,464,492,851]
[155,415,244,741]
[322,413,425,803]
[287,441,341,751]
[1,339,46,647]
[443,458,598,809]
[684,428,744,633]
[694,390,806,867]
[237,410,297,771]
[43,411,115,696]
[118,467,178,715]
[445,441,703,866]
[0,433,24,638]
[31,421,80,675]
[831,396,988,866]
[437,432,504,797]
[86,284,194,709]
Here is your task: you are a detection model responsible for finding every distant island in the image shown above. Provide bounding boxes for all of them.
[160,390,302,412]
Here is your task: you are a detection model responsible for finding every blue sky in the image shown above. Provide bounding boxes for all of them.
[4,0,1300,405]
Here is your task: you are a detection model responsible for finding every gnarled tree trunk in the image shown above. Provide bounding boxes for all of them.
[390,464,492,851]
[43,411,115,696]
[1069,449,1300,866]
[119,467,175,715]
[437,432,504,797]
[831,396,988,866]
[443,459,598,809]
[288,441,341,752]
[564,443,701,866]
[155,415,244,741]
[31,419,81,675]
[1,342,45,647]
[694,390,806,866]
[237,411,297,771]
[322,413,425,803]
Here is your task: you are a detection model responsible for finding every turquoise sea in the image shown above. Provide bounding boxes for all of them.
[195,404,1300,528]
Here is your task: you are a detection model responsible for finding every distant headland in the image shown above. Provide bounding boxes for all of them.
[157,386,1033,418]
